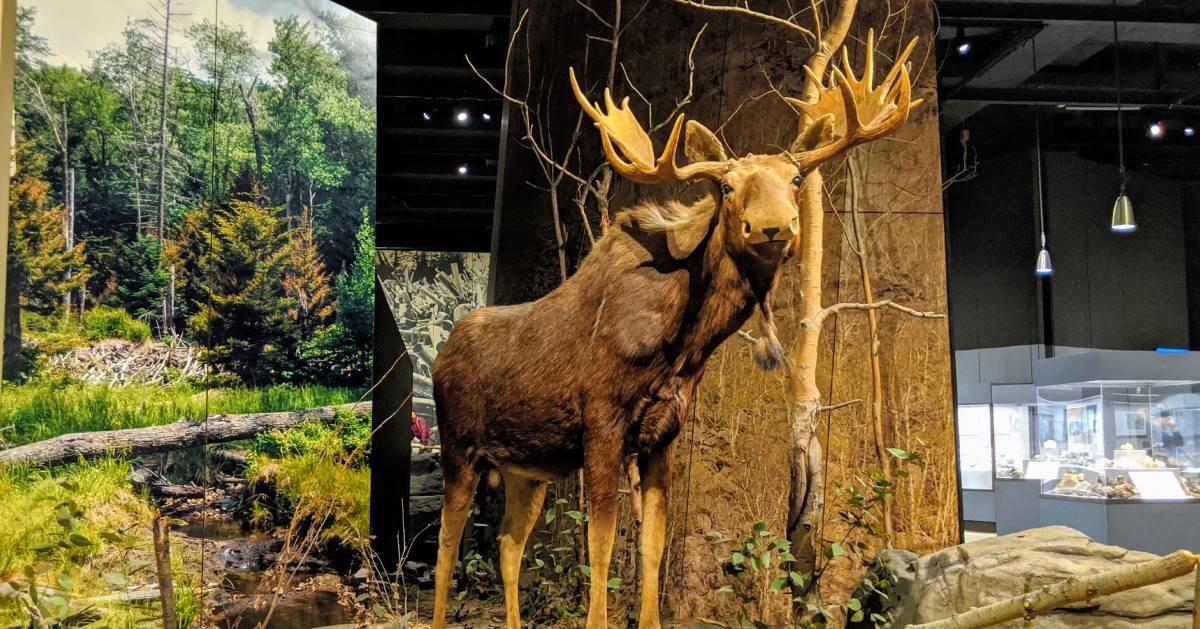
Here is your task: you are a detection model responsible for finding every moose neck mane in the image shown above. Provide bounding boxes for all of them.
[614,194,767,374]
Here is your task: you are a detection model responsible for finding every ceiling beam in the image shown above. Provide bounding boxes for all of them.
[946,86,1200,110]
[938,2,1200,27]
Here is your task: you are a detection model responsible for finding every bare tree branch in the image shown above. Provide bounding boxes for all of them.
[672,0,815,40]
[813,299,944,329]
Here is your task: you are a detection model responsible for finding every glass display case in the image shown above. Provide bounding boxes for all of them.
[992,401,1036,479]
[1028,381,1200,501]
[957,404,993,490]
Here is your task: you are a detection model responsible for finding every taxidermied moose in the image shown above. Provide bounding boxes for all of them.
[431,32,920,629]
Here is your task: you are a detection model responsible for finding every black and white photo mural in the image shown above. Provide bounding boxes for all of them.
[375,249,490,446]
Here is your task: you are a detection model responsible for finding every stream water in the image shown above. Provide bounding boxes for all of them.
[169,500,355,628]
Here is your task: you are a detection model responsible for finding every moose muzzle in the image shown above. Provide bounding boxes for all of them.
[742,208,800,245]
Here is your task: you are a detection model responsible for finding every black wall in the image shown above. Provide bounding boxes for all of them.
[946,149,1040,350]
[947,149,1192,353]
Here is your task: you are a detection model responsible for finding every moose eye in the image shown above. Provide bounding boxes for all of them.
[791,175,804,187]
[721,182,734,195]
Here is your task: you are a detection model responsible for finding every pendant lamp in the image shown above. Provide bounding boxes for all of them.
[1110,0,1136,233]
[1031,39,1053,276]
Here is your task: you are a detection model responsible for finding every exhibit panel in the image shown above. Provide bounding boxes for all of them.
[1,0,377,625]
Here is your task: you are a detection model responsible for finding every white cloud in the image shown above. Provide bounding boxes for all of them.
[23,0,374,77]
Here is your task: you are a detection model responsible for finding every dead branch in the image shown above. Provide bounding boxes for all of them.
[911,551,1199,629]
[151,512,177,629]
[812,299,943,329]
[819,399,863,413]
[0,404,368,467]
[671,0,815,40]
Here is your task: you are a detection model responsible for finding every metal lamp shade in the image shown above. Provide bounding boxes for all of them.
[1111,194,1136,232]
[1034,247,1054,276]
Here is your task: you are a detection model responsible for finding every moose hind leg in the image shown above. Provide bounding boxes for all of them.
[499,471,548,629]
[432,464,480,629]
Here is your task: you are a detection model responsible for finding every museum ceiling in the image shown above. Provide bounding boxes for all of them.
[937,0,1200,180]
[339,0,509,252]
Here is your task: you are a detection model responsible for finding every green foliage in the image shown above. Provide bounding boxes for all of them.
[0,459,153,627]
[244,408,371,544]
[335,206,374,348]
[0,379,358,447]
[82,306,152,344]
[710,446,927,628]
[190,201,297,384]
[113,237,167,325]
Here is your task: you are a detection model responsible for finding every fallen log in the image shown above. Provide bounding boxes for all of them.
[0,403,370,467]
[911,549,1199,629]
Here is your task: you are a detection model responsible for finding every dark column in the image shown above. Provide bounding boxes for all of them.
[370,274,413,571]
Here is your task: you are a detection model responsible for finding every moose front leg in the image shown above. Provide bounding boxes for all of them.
[582,430,623,629]
[637,439,677,628]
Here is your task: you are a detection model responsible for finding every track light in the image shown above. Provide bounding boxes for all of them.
[455,111,470,124]
[456,164,469,176]
[482,112,492,122]
[1185,126,1195,138]
[1148,122,1164,139]
[421,112,432,121]
[955,26,971,56]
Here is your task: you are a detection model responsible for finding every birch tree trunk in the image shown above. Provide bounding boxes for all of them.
[156,0,175,336]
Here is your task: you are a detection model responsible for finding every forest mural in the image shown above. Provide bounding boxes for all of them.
[4,0,376,388]
[0,1,379,626]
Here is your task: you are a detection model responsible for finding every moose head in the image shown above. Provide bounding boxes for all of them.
[570,30,921,367]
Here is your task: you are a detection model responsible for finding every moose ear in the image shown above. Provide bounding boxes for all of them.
[685,120,728,163]
[666,205,715,260]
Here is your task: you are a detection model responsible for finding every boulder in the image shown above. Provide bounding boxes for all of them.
[860,526,1196,628]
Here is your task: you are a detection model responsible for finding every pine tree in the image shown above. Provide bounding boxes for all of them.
[114,236,167,324]
[189,201,296,385]
[8,148,90,315]
[283,208,336,340]
[335,205,373,353]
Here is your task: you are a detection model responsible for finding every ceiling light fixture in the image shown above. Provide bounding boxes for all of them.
[1148,121,1164,139]
[421,112,432,121]
[1109,0,1136,234]
[955,26,971,56]
[482,112,492,122]
[1031,38,1053,277]
[456,164,469,176]
[1185,126,1196,138]
[455,111,470,124]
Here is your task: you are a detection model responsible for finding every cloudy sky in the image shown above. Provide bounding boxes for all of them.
[23,0,374,75]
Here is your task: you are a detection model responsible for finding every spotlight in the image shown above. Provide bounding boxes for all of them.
[482,112,492,122]
[456,164,469,176]
[957,41,971,56]
[455,111,470,123]
[1148,122,1164,139]
[955,26,970,56]
[1185,126,1196,138]
[421,111,432,121]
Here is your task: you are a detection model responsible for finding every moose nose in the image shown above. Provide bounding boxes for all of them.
[762,227,781,240]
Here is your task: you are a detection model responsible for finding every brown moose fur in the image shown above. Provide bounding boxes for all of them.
[430,153,804,628]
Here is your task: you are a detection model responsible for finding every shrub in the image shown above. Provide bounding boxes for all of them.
[82,307,151,343]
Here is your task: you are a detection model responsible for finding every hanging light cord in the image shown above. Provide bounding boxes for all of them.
[1032,37,1046,243]
[1112,0,1127,192]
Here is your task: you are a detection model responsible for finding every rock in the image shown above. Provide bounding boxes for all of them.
[856,526,1195,628]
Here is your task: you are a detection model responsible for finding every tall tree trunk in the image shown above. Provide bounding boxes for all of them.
[787,170,828,606]
[240,81,265,191]
[156,0,174,335]
[847,155,894,542]
[62,168,74,313]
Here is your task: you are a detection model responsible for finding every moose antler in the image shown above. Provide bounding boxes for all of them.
[787,29,923,168]
[569,68,727,184]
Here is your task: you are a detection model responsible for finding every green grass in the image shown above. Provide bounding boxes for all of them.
[0,380,362,447]
[82,306,152,344]
[0,458,158,628]
[246,409,372,546]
